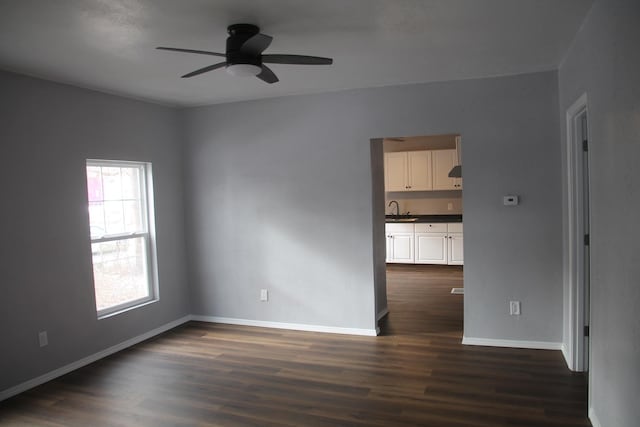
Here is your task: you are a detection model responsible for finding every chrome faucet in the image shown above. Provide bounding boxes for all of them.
[388,200,400,218]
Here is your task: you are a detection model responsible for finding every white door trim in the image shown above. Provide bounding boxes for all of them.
[564,93,590,373]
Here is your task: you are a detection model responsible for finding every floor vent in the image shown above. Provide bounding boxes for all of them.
[451,288,464,295]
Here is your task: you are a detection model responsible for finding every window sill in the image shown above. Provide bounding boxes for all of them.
[97,298,159,320]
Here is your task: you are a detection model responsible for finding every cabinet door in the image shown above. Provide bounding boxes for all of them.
[388,233,414,263]
[384,152,408,191]
[432,149,458,191]
[407,151,433,191]
[448,233,464,265]
[415,233,448,264]
[385,234,393,263]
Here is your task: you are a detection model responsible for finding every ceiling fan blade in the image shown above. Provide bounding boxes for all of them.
[181,62,227,78]
[262,54,333,65]
[256,65,279,84]
[240,34,273,55]
[156,47,225,57]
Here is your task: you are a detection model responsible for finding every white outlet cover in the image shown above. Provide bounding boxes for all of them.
[38,331,48,347]
[260,289,268,301]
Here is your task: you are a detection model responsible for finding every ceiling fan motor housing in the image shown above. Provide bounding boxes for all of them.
[226,23,262,67]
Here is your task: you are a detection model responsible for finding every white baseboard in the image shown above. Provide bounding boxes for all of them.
[588,408,602,427]
[0,315,192,402]
[192,315,378,337]
[462,336,563,351]
[561,343,573,370]
[375,308,389,336]
[376,307,389,321]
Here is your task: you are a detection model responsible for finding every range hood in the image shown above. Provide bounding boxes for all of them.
[448,165,462,178]
[448,136,462,178]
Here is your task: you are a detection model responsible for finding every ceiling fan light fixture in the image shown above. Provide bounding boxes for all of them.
[226,63,261,77]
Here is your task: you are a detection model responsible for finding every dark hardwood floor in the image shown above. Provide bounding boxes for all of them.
[0,265,589,426]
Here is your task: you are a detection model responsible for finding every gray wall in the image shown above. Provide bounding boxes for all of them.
[0,70,189,392]
[559,0,640,425]
[183,71,563,341]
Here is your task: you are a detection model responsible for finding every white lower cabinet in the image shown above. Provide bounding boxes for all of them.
[447,223,464,265]
[386,222,463,265]
[385,223,415,263]
[415,223,448,264]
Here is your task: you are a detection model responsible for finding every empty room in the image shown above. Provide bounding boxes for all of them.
[0,1,638,426]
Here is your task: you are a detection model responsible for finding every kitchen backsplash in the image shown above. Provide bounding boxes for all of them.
[385,191,463,215]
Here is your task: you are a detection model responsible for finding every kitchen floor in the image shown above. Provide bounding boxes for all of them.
[381,264,464,337]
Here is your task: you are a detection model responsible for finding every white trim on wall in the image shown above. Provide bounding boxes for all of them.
[564,92,590,373]
[462,336,563,351]
[561,343,570,366]
[375,308,389,337]
[0,315,192,402]
[588,408,602,427]
[376,307,389,321]
[192,315,378,337]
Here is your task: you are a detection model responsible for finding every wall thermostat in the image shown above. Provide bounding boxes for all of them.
[503,195,519,206]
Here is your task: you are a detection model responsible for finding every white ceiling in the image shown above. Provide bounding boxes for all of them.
[0,0,593,107]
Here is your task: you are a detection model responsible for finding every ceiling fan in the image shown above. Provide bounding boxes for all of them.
[157,23,333,84]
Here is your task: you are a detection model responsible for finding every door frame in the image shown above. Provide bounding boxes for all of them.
[564,93,591,373]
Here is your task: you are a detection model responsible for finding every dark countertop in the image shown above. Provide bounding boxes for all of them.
[385,214,462,223]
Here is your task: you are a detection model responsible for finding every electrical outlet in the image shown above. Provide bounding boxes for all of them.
[503,195,519,206]
[38,331,48,347]
[509,301,521,316]
[260,289,268,302]
[447,202,453,211]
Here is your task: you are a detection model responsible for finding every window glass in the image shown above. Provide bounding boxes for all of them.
[86,160,156,317]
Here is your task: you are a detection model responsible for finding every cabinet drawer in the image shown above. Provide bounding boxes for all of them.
[414,223,447,233]
[447,223,463,233]
[385,223,415,233]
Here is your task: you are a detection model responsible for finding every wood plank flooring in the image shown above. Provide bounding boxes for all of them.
[0,265,590,426]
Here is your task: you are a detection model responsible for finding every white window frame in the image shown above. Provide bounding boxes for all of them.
[86,159,159,318]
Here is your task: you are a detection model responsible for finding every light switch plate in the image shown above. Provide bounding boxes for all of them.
[509,301,521,315]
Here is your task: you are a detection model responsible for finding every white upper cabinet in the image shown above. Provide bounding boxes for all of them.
[384,152,408,191]
[407,150,433,191]
[432,149,462,190]
[384,151,433,192]
[385,149,461,192]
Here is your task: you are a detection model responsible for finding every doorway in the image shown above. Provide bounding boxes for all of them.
[376,134,464,337]
[565,94,591,373]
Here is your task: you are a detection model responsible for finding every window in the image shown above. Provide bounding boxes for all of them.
[86,160,157,317]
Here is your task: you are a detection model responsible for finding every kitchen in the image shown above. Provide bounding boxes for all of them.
[384,134,463,267]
